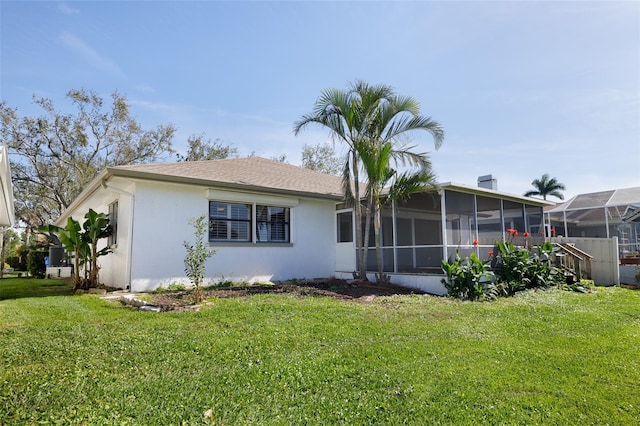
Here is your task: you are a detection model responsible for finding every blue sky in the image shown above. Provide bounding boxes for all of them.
[1,1,638,199]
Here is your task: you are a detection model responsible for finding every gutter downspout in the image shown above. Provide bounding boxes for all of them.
[102,180,135,292]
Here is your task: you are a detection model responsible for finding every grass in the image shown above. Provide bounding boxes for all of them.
[1,278,639,424]
[0,276,74,300]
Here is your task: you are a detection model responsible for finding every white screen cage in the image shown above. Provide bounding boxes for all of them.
[544,187,640,258]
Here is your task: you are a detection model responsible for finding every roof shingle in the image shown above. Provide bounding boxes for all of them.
[110,157,346,198]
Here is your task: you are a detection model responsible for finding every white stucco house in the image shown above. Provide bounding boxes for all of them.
[55,157,555,294]
[56,157,345,292]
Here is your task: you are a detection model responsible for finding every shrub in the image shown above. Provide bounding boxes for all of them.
[441,252,495,300]
[494,240,560,293]
[443,241,562,301]
[26,248,46,279]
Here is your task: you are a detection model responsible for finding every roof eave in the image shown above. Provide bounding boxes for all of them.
[107,167,344,200]
[55,168,111,226]
[57,167,344,225]
[439,182,556,207]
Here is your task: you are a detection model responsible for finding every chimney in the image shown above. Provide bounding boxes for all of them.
[478,174,497,190]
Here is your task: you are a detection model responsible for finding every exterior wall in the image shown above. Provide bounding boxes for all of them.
[101,181,134,289]
[63,177,133,289]
[128,180,337,292]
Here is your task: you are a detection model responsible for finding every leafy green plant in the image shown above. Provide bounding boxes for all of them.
[39,209,112,289]
[565,280,592,293]
[40,217,88,288]
[494,240,528,289]
[82,209,113,288]
[183,215,216,303]
[441,251,494,300]
[26,244,47,279]
[153,282,187,293]
[494,240,560,295]
[527,241,560,288]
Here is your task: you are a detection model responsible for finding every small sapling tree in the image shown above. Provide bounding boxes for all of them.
[183,215,215,303]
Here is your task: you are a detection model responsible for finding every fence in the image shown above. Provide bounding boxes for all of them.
[550,236,619,285]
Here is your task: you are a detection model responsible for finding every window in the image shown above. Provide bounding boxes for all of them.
[209,201,290,243]
[108,201,118,246]
[209,201,251,242]
[336,211,353,243]
[256,205,290,242]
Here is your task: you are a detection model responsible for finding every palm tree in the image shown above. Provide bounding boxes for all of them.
[359,141,438,283]
[294,81,444,280]
[524,174,566,201]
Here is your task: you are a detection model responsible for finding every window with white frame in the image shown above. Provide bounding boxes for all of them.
[209,201,291,243]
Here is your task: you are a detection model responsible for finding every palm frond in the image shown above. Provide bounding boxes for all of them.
[382,114,444,150]
[387,169,438,205]
[341,155,355,205]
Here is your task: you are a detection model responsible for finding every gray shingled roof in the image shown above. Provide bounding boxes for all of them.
[109,157,346,199]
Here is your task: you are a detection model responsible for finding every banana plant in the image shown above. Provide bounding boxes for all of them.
[82,209,112,289]
[39,209,111,289]
[39,217,89,289]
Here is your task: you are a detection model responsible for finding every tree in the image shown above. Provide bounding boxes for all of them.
[0,89,176,229]
[359,141,438,283]
[176,134,238,161]
[247,152,288,163]
[524,174,566,201]
[294,81,444,280]
[270,154,288,163]
[301,142,343,175]
[0,228,21,278]
[183,215,215,303]
[26,238,48,279]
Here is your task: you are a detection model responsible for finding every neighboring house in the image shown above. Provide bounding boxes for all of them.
[57,158,553,294]
[0,144,15,227]
[545,187,640,257]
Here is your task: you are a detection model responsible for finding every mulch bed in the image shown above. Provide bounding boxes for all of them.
[147,278,424,312]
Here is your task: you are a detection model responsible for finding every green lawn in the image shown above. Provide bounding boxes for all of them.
[1,278,639,425]
[0,276,74,300]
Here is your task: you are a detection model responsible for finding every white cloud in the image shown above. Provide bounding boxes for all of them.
[134,84,156,94]
[58,3,80,15]
[58,31,124,77]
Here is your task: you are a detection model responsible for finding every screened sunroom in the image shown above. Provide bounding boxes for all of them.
[338,182,553,275]
[544,187,640,258]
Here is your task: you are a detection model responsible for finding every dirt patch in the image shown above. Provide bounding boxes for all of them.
[146,278,424,312]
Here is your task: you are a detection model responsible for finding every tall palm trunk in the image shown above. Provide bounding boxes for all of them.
[373,201,387,283]
[352,150,366,280]
[361,191,373,280]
